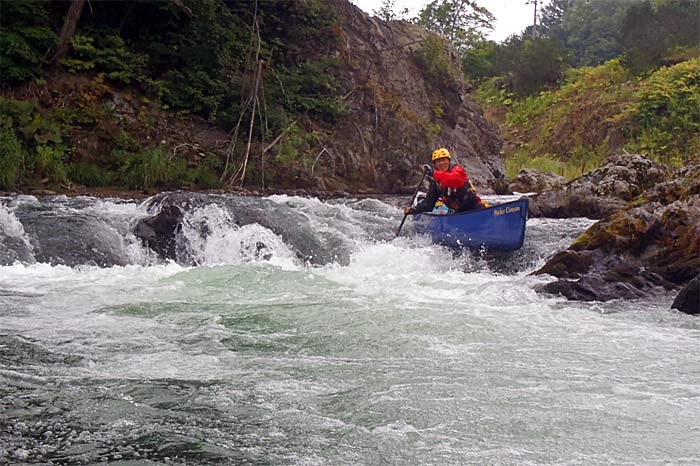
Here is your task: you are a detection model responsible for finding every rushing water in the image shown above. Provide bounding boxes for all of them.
[0,193,698,466]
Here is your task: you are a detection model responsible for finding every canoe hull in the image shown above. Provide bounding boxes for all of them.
[413,198,529,251]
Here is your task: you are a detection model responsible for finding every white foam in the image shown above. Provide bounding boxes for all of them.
[0,203,34,255]
[180,204,299,269]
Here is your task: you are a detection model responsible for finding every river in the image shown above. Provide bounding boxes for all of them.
[1,193,698,465]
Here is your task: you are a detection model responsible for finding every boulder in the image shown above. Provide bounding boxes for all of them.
[529,153,670,218]
[534,162,700,302]
[134,203,184,261]
[671,276,699,315]
[508,168,567,193]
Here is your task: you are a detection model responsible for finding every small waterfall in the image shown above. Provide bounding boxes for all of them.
[0,201,36,265]
[180,203,298,268]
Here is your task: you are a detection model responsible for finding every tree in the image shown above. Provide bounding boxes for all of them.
[493,35,569,95]
[53,0,86,63]
[538,0,574,39]
[620,0,700,71]
[416,0,495,53]
[461,40,498,82]
[373,0,409,21]
[558,0,635,67]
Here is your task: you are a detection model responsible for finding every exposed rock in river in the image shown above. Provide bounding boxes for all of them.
[509,168,567,194]
[534,161,700,304]
[529,154,670,219]
[672,276,699,315]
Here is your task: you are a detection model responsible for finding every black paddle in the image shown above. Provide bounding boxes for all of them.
[396,168,429,237]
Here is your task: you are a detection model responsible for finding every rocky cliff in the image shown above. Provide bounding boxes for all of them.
[312,0,506,193]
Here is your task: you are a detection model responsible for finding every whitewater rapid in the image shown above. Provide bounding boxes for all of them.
[1,193,698,465]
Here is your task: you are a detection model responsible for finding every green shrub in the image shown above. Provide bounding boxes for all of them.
[272,58,348,122]
[34,145,68,184]
[0,0,57,83]
[160,69,230,120]
[462,41,498,83]
[506,90,559,130]
[505,148,600,180]
[184,154,222,189]
[67,163,113,187]
[61,34,147,85]
[473,76,513,108]
[119,146,184,189]
[0,127,26,189]
[415,35,461,90]
[624,59,700,164]
[526,59,636,161]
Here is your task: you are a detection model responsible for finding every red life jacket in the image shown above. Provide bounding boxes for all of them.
[433,166,482,212]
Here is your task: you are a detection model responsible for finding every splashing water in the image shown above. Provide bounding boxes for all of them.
[0,193,698,466]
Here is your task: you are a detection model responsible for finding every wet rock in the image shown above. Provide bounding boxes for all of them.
[134,204,184,260]
[509,168,567,194]
[538,251,673,301]
[672,276,699,315]
[530,153,670,219]
[535,162,700,302]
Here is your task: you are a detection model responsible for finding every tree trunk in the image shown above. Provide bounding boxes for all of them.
[53,0,87,64]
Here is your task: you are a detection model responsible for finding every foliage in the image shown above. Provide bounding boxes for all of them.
[1,97,65,147]
[461,40,497,82]
[0,0,57,83]
[184,154,222,189]
[119,146,185,190]
[624,59,700,164]
[493,56,699,179]
[0,97,71,185]
[505,90,559,130]
[61,34,148,85]
[274,122,314,167]
[620,0,700,72]
[67,163,113,187]
[0,126,26,189]
[35,145,69,184]
[473,76,513,107]
[538,0,574,37]
[416,0,495,53]
[415,35,461,89]
[272,58,348,122]
[373,0,410,21]
[525,60,636,159]
[506,149,579,180]
[493,35,569,95]
[555,0,634,67]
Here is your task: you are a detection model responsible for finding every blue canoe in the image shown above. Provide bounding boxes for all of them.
[413,198,529,251]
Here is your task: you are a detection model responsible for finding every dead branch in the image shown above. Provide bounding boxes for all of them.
[310,148,328,177]
[352,121,368,156]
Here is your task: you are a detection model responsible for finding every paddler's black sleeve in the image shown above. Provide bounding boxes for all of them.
[413,178,440,213]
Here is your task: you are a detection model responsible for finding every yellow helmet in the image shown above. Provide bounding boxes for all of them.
[432,148,451,161]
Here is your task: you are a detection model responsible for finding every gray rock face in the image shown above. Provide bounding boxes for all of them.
[529,154,670,219]
[672,276,699,315]
[322,0,506,194]
[509,168,567,193]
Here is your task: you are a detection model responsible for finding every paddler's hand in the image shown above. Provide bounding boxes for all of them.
[421,164,434,176]
[404,207,415,215]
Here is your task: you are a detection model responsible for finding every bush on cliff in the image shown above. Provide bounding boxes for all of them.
[483,58,700,179]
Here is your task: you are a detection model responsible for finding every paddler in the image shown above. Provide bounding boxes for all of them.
[404,148,486,216]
